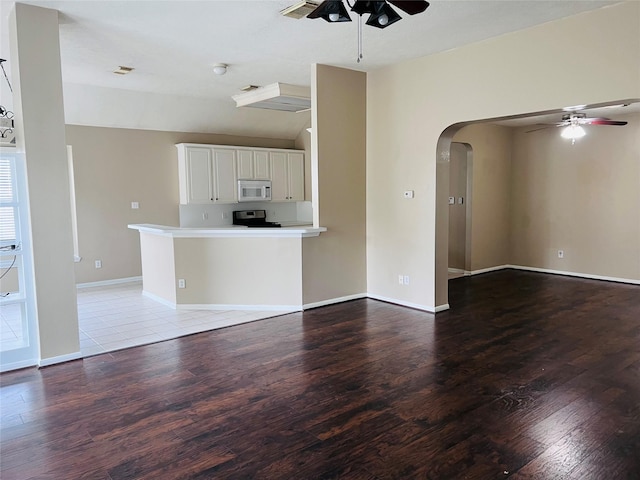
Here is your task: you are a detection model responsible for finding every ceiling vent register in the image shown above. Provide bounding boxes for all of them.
[232,83,311,113]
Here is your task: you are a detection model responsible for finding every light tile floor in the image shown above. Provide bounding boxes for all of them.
[1,282,294,358]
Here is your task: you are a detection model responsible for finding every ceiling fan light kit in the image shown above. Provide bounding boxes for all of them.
[309,0,429,27]
[308,0,430,61]
[527,111,628,145]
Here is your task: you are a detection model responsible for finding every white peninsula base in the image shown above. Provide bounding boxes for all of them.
[128,224,326,310]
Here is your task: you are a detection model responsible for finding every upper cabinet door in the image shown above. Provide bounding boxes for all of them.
[237,150,254,180]
[253,150,271,180]
[185,147,213,204]
[270,152,289,202]
[288,153,305,201]
[212,149,237,203]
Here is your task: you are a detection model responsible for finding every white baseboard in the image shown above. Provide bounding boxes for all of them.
[507,265,640,285]
[77,276,142,289]
[0,358,38,373]
[38,351,82,368]
[176,304,301,312]
[303,293,367,310]
[367,293,439,313]
[435,303,451,312]
[142,290,177,308]
[468,265,509,276]
[448,268,465,274]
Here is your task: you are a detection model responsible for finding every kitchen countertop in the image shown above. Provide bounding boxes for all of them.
[128,223,327,238]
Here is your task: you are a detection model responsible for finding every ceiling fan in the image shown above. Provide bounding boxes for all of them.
[308,1,430,29]
[527,113,628,133]
[526,112,628,143]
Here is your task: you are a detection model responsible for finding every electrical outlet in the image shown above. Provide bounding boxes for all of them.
[222,212,228,219]
[95,260,102,269]
[178,279,186,289]
[398,274,404,285]
[558,250,564,259]
[131,201,139,209]
[404,275,410,285]
[403,190,414,199]
[202,212,208,220]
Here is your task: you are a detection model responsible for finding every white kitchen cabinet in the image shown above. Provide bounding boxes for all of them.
[178,146,213,204]
[237,149,270,180]
[271,152,304,202]
[211,148,237,203]
[177,144,237,204]
[177,143,303,205]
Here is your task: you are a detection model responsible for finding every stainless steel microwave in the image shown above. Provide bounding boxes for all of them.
[238,179,272,202]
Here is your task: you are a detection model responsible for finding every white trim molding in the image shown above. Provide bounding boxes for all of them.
[303,293,367,310]
[142,290,177,308]
[0,358,38,373]
[77,276,142,289]
[38,351,82,368]
[176,304,300,312]
[468,265,510,276]
[367,293,439,313]
[508,265,640,285]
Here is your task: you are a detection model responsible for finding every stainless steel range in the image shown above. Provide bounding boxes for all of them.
[232,209,281,228]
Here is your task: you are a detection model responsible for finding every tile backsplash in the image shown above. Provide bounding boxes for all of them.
[179,201,313,227]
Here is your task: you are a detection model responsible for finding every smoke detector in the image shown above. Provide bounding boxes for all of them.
[280,1,320,19]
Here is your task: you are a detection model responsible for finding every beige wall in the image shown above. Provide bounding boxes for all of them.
[66,125,295,284]
[447,143,468,270]
[139,232,176,304]
[294,122,312,202]
[10,4,80,361]
[510,112,640,280]
[173,237,302,306]
[453,124,513,272]
[302,64,367,304]
[367,2,640,309]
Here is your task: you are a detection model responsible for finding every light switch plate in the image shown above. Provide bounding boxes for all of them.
[131,201,139,209]
[449,197,455,205]
[403,190,414,199]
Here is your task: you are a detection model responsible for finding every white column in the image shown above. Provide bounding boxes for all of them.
[9,3,80,363]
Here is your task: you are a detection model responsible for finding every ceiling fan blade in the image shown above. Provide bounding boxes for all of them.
[581,117,628,126]
[308,1,352,22]
[525,125,556,133]
[388,0,430,15]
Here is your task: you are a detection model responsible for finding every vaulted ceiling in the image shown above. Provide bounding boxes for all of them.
[0,0,622,139]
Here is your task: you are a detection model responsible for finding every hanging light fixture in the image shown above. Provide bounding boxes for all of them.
[0,59,14,144]
[560,115,586,145]
[308,1,430,62]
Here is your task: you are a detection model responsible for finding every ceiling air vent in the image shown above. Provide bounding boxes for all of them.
[280,1,320,19]
[232,83,310,113]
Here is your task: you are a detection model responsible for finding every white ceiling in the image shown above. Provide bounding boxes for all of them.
[0,0,625,139]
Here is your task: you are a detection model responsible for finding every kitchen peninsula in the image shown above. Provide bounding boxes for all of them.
[128,224,326,310]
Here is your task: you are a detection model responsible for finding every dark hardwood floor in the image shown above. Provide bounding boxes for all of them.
[2,270,640,479]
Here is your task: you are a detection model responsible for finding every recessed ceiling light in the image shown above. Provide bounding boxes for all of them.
[113,66,134,75]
